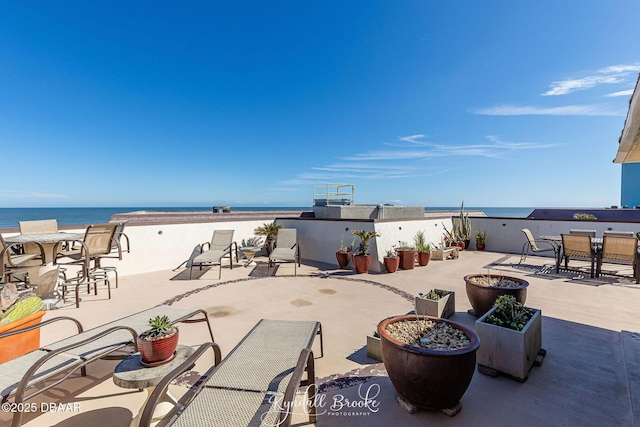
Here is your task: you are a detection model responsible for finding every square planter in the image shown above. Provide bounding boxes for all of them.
[366,333,382,361]
[415,290,455,319]
[432,247,458,260]
[475,306,542,381]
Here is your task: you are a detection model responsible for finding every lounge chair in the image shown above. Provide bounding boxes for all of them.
[190,230,237,279]
[268,229,300,276]
[140,319,322,427]
[519,229,560,272]
[603,230,635,237]
[561,233,597,278]
[596,235,639,283]
[0,305,214,427]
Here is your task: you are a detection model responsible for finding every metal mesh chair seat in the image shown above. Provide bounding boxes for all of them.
[0,350,82,401]
[205,320,319,393]
[43,305,213,354]
[171,388,283,427]
[597,236,639,283]
[561,234,597,278]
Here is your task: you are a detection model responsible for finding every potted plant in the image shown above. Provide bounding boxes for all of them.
[414,231,432,266]
[0,295,45,364]
[336,235,355,269]
[378,314,479,411]
[415,289,455,319]
[475,230,487,251]
[454,202,472,249]
[396,241,417,270]
[350,230,380,274]
[383,247,400,273]
[138,315,179,366]
[475,295,542,382]
[464,273,529,317]
[254,222,283,255]
[366,330,382,361]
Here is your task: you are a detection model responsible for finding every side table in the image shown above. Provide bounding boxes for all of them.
[113,345,195,426]
[240,246,261,267]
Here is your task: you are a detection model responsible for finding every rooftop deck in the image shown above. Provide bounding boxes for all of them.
[3,250,640,426]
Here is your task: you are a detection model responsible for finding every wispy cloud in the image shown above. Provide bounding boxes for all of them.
[606,89,634,98]
[543,64,640,96]
[276,135,556,188]
[0,190,68,199]
[344,135,558,161]
[473,104,624,116]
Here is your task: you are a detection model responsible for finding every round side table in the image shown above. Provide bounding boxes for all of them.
[113,345,194,426]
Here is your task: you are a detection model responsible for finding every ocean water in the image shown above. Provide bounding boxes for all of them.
[0,206,536,229]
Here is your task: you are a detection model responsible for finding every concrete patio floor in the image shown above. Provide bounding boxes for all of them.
[3,250,640,427]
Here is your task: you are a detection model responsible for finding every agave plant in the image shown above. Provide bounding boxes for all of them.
[143,315,177,339]
[454,201,472,241]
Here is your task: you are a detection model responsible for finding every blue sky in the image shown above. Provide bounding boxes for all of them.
[2,1,640,208]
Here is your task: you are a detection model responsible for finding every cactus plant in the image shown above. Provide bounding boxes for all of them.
[454,201,472,242]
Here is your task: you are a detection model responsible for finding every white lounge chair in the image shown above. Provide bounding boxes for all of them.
[268,228,300,276]
[190,230,237,279]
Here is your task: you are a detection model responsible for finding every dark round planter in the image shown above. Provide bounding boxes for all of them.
[336,251,351,269]
[417,251,431,266]
[384,257,400,273]
[475,243,485,251]
[138,329,179,364]
[397,250,417,270]
[464,274,529,317]
[378,315,479,410]
[353,255,371,274]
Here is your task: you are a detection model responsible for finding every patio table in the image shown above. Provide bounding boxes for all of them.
[4,232,85,263]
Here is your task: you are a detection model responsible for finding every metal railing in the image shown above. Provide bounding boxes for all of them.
[312,184,354,206]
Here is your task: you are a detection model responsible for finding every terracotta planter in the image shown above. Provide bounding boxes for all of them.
[464,274,529,317]
[0,310,46,363]
[417,251,431,266]
[397,250,417,270]
[138,329,179,365]
[336,251,351,269]
[352,255,371,274]
[476,243,485,251]
[453,241,466,250]
[384,257,400,273]
[378,315,479,410]
[476,306,542,381]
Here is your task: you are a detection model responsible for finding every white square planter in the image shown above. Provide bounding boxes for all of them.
[475,306,542,381]
[415,290,455,319]
[366,333,382,361]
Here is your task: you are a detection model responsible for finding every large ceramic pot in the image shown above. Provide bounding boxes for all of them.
[464,274,529,317]
[417,251,431,266]
[378,315,479,410]
[139,329,179,365]
[384,257,400,273]
[352,255,371,274]
[336,251,351,269]
[397,250,417,270]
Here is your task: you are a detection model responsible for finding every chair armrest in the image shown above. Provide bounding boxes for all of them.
[139,342,222,427]
[280,348,313,426]
[2,242,46,267]
[0,315,84,339]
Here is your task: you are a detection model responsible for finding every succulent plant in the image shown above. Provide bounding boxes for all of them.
[143,315,177,339]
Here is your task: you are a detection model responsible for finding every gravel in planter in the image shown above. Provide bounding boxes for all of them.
[385,319,470,351]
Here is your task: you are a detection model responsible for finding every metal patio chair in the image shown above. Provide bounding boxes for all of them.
[596,235,639,283]
[561,233,597,278]
[519,229,560,272]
